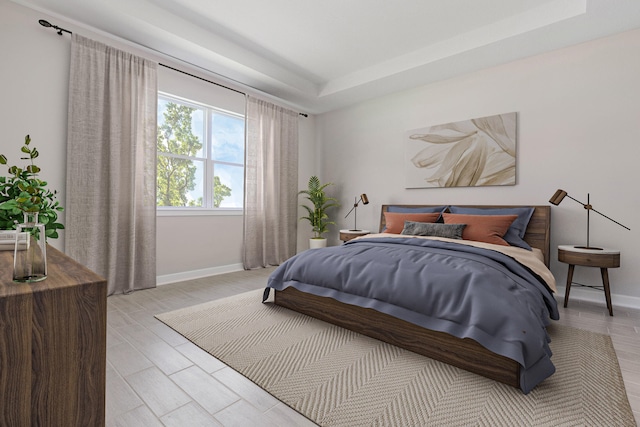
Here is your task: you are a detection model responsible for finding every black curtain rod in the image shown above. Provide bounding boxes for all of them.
[38,18,308,117]
[159,63,245,95]
[160,65,308,117]
[38,19,71,35]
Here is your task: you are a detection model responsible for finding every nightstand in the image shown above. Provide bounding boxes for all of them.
[339,229,370,242]
[558,245,620,316]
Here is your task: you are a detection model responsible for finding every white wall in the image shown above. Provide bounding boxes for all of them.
[296,114,319,252]
[0,1,70,252]
[0,0,318,282]
[316,29,640,305]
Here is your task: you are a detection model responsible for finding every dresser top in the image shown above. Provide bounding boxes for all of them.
[0,245,106,298]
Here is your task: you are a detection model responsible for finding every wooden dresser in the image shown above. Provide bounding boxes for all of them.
[0,245,107,426]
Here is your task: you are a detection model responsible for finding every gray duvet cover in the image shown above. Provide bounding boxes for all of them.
[264,236,559,393]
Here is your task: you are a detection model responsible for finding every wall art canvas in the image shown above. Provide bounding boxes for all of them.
[405,112,516,188]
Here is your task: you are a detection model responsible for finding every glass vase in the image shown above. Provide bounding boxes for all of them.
[13,212,47,282]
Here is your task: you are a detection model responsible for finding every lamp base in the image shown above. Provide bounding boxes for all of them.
[574,245,603,251]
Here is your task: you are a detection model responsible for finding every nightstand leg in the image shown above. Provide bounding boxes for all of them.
[564,264,575,308]
[600,268,613,316]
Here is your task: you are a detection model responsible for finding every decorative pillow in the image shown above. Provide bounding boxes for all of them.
[401,221,466,239]
[387,205,447,214]
[448,206,535,250]
[383,212,440,234]
[442,213,518,246]
[382,206,447,231]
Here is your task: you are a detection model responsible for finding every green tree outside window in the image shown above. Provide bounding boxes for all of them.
[157,101,233,207]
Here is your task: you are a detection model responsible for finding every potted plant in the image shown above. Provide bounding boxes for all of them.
[299,175,339,248]
[0,135,64,237]
[0,135,64,281]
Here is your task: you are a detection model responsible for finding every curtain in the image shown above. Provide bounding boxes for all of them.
[243,96,299,269]
[66,34,158,295]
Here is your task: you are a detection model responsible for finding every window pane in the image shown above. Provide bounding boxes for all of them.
[157,156,204,207]
[157,93,245,211]
[158,98,168,129]
[211,112,244,164]
[213,164,244,208]
[158,98,205,158]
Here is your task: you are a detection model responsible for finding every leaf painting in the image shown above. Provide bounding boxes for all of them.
[405,112,516,188]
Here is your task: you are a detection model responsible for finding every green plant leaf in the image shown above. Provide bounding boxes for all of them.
[0,134,64,238]
[298,175,340,238]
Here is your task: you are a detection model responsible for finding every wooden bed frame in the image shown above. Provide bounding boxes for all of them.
[274,205,551,389]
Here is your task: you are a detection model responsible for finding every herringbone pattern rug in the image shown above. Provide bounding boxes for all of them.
[156,290,636,427]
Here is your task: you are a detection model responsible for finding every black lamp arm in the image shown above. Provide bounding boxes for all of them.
[345,195,365,218]
[590,208,631,231]
[344,205,356,218]
[565,194,630,231]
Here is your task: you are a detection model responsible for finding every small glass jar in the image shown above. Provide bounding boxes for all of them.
[13,212,47,282]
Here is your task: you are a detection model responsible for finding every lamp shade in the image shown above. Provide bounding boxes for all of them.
[361,194,369,205]
[549,189,567,206]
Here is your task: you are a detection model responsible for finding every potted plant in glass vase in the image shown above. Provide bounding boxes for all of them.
[299,175,339,249]
[0,135,64,282]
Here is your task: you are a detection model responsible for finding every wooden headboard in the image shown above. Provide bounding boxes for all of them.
[379,205,551,267]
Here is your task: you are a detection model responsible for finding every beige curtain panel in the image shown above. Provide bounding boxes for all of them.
[243,96,299,269]
[66,34,158,295]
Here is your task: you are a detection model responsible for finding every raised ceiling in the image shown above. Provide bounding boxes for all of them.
[12,0,640,113]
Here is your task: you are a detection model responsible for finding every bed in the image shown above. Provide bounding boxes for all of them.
[263,205,558,393]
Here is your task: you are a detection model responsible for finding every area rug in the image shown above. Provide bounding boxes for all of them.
[156,290,636,427]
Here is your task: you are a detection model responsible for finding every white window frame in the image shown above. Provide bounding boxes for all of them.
[157,92,245,216]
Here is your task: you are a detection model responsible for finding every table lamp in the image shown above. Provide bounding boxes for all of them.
[549,189,630,250]
[345,194,369,231]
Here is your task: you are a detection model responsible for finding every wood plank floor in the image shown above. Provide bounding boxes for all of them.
[106,268,640,426]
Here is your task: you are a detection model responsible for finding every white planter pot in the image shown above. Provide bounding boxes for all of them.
[309,238,327,249]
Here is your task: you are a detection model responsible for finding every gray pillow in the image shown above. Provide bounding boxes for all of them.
[401,221,466,239]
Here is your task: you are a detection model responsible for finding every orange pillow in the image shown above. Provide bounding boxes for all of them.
[442,213,518,246]
[383,212,440,234]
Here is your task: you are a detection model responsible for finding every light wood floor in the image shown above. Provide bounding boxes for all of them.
[106,268,640,426]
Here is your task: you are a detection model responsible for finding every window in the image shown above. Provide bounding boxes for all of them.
[157,93,244,210]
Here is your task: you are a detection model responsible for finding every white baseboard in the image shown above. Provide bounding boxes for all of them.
[555,285,640,311]
[156,263,245,286]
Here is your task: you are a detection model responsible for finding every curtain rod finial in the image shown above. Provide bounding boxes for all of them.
[38,18,72,35]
